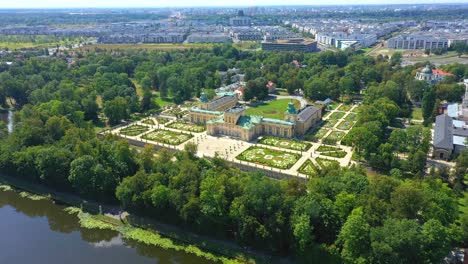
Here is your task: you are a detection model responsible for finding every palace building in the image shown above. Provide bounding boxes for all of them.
[415,65,453,84]
[189,92,321,142]
[433,79,468,160]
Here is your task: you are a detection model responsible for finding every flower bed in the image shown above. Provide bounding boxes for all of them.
[236,146,300,169]
[322,119,339,129]
[119,125,150,136]
[141,119,155,125]
[166,122,205,132]
[142,129,193,145]
[258,136,311,151]
[316,157,340,168]
[304,128,329,142]
[317,145,347,158]
[328,111,346,120]
[337,104,353,112]
[345,113,357,121]
[298,159,319,176]
[337,120,354,131]
[156,117,171,125]
[325,131,345,143]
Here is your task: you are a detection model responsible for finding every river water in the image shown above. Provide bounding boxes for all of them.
[0,189,213,264]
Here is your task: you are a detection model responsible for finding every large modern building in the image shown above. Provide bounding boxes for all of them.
[387,35,448,50]
[261,38,317,53]
[433,80,468,160]
[189,93,321,141]
[415,65,453,84]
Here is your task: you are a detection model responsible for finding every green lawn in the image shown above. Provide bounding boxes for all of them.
[245,99,300,120]
[258,136,311,151]
[323,131,346,144]
[298,159,319,176]
[236,146,300,169]
[411,107,423,120]
[153,92,173,107]
[142,129,193,145]
[166,122,205,132]
[119,125,150,136]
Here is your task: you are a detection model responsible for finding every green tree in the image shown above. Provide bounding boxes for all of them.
[103,97,129,125]
[337,207,370,263]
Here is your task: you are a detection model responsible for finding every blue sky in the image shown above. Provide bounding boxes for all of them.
[1,0,466,8]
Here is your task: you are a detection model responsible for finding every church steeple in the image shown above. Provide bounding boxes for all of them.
[200,90,209,103]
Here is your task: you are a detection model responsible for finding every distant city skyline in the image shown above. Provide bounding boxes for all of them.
[1,0,467,8]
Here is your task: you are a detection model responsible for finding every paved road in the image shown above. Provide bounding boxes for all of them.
[275,95,308,108]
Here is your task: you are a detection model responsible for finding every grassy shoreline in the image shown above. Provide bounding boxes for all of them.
[0,174,272,264]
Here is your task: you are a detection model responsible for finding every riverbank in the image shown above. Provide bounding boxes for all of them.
[0,174,281,264]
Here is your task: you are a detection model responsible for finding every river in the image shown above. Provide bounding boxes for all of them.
[0,188,213,264]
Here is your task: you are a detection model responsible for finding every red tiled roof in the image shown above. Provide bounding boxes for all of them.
[432,69,453,76]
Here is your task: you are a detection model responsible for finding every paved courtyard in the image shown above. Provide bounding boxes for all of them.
[107,103,359,179]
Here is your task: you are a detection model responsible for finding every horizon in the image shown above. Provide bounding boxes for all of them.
[1,0,468,9]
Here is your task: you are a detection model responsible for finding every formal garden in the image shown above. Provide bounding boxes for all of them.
[316,145,347,158]
[166,121,205,132]
[337,120,354,131]
[323,130,345,144]
[162,108,188,118]
[119,125,150,136]
[345,112,357,121]
[322,119,339,129]
[141,118,155,125]
[304,127,329,142]
[236,146,301,169]
[142,129,193,145]
[336,104,353,112]
[156,117,171,124]
[298,159,319,176]
[316,157,340,168]
[258,136,311,151]
[328,111,346,120]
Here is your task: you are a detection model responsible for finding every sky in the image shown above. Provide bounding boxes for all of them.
[1,0,467,8]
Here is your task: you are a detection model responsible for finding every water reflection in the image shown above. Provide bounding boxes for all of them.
[0,189,214,264]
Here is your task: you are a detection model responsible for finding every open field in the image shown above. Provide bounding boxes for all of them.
[298,159,319,176]
[85,43,214,51]
[258,136,311,151]
[142,129,193,145]
[119,125,150,136]
[167,122,205,132]
[236,146,300,169]
[245,99,300,120]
